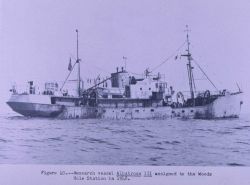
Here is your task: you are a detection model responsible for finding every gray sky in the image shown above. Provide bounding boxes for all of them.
[1,0,250,113]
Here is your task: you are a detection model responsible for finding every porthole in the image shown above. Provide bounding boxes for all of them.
[151,109,154,112]
[182,110,185,113]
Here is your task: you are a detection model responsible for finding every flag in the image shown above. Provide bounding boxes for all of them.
[68,58,72,71]
[123,56,127,60]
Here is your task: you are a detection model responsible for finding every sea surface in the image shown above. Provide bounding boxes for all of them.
[0,113,250,166]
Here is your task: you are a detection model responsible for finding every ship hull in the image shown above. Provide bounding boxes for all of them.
[57,106,172,119]
[6,94,64,117]
[57,93,242,119]
[6,102,64,117]
[171,92,243,119]
[6,92,243,119]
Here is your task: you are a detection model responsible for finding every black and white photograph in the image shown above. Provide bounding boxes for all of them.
[0,0,250,184]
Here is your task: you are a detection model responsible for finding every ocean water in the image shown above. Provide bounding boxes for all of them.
[0,113,250,166]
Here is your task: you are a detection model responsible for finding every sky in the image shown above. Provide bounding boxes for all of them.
[1,0,250,113]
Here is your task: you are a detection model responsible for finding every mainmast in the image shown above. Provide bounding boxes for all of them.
[181,25,196,105]
[76,29,81,97]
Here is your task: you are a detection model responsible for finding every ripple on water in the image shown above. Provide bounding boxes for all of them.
[233,125,250,130]
[145,134,155,138]
[216,131,233,135]
[144,129,152,133]
[0,138,11,143]
[227,163,245,166]
[144,146,166,151]
[236,141,250,145]
[21,128,41,131]
[233,127,244,130]
[242,125,250,129]
[1,115,250,166]
[47,137,63,142]
[25,139,43,143]
[163,140,181,145]
[79,136,117,147]
[149,156,162,162]
[7,116,29,120]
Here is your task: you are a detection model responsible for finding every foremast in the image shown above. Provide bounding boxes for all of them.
[181,25,196,106]
[76,29,81,97]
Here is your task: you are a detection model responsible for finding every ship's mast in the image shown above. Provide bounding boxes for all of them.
[76,29,81,97]
[181,25,196,105]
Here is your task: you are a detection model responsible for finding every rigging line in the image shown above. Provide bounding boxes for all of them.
[83,61,111,74]
[128,71,161,77]
[83,76,113,92]
[192,59,219,91]
[69,53,77,61]
[89,64,110,74]
[127,71,143,76]
[150,41,187,72]
[60,62,77,91]
[70,52,110,75]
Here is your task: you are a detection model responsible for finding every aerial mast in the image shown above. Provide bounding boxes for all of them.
[76,29,81,97]
[181,25,196,105]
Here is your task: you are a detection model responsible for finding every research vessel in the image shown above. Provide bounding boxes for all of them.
[6,27,243,119]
